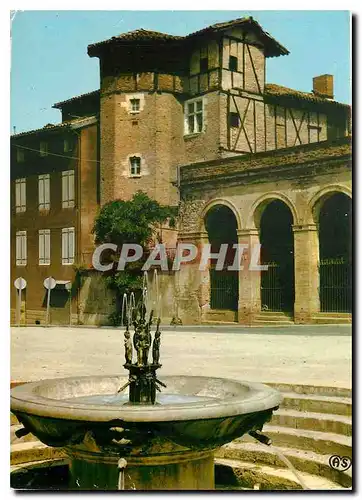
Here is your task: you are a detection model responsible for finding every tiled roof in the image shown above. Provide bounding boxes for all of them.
[88,29,183,50]
[52,90,100,109]
[186,17,289,57]
[11,116,97,138]
[88,17,288,58]
[265,83,350,108]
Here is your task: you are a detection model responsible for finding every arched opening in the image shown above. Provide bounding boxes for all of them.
[204,205,238,311]
[259,200,295,312]
[318,192,352,312]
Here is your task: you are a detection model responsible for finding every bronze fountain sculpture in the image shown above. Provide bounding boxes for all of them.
[118,304,166,404]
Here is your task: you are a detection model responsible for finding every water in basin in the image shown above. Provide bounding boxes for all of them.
[64,393,218,406]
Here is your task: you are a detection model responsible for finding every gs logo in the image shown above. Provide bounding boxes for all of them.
[329,455,352,471]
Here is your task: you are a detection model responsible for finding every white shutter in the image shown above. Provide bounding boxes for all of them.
[16,233,21,264]
[22,233,27,265]
[16,231,26,265]
[16,231,26,266]
[15,181,20,211]
[38,176,44,208]
[62,228,75,264]
[62,171,74,208]
[62,229,68,264]
[39,231,44,264]
[62,172,68,207]
[39,175,50,209]
[45,230,50,264]
[21,179,26,210]
[68,171,74,206]
[69,228,75,262]
[44,176,50,207]
[39,230,50,265]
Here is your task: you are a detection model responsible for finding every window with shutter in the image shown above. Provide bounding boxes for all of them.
[62,227,75,265]
[15,178,26,213]
[16,231,27,266]
[38,174,50,210]
[62,170,75,208]
[39,229,50,265]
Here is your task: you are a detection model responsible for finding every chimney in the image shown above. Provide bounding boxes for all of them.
[312,74,334,99]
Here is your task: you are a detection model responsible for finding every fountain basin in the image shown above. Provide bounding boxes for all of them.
[11,375,282,490]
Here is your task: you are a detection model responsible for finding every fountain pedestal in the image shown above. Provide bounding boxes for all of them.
[125,363,162,405]
[67,447,215,490]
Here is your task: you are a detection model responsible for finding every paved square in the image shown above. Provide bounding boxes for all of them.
[11,325,352,388]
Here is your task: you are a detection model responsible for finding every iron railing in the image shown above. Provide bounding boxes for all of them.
[260,262,294,312]
[319,259,352,313]
[210,269,238,311]
[261,262,283,312]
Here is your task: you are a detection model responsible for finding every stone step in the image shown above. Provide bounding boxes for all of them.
[255,313,293,320]
[11,458,68,474]
[280,392,352,416]
[313,317,352,324]
[215,458,346,490]
[271,409,352,436]
[11,413,19,425]
[253,320,295,326]
[244,425,352,457]
[11,441,66,466]
[203,310,238,323]
[313,312,352,318]
[11,424,38,444]
[215,442,352,488]
[264,382,351,398]
[202,320,237,325]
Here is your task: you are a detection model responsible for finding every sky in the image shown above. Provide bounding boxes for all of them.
[10,10,351,134]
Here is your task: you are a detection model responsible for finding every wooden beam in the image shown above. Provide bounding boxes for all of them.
[231,95,252,150]
[284,107,287,148]
[317,112,320,142]
[264,101,267,151]
[253,99,256,153]
[307,111,310,144]
[218,38,223,91]
[242,35,246,90]
[290,109,306,146]
[246,44,262,95]
[227,93,231,149]
[274,105,277,149]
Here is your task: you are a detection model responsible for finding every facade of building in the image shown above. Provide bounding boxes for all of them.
[10,111,99,325]
[11,16,352,325]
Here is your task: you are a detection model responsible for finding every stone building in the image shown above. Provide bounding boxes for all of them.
[11,16,351,325]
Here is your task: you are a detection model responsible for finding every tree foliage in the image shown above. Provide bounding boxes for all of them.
[92,191,178,325]
[93,191,177,247]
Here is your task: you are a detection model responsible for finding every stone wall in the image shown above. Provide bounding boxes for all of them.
[177,140,352,324]
[78,271,115,325]
[77,270,178,326]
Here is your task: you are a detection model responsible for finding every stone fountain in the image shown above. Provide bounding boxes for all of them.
[11,297,282,490]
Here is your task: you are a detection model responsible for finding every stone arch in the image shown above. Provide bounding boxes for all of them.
[199,198,243,232]
[307,185,352,225]
[246,192,299,230]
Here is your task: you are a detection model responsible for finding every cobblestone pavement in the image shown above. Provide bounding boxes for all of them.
[11,325,352,388]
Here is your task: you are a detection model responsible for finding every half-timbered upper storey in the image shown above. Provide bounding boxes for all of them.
[88,17,288,97]
[86,16,350,167]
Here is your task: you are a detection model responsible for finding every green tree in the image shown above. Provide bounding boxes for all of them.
[92,191,177,325]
